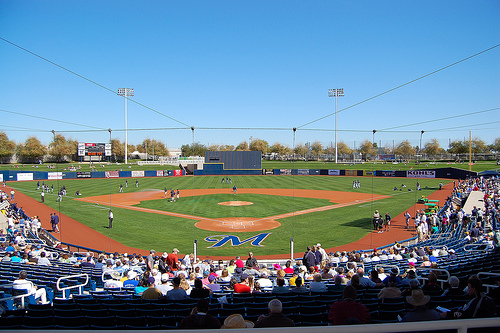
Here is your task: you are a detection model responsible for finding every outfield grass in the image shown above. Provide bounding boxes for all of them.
[10,174,442,256]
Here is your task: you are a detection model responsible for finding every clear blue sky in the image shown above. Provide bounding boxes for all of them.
[1,1,499,152]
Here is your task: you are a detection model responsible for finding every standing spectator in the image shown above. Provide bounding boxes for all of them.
[303,246,316,270]
[328,285,371,325]
[167,248,180,271]
[146,249,156,271]
[254,299,295,327]
[245,252,258,268]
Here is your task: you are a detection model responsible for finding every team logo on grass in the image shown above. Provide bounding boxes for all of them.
[204,233,271,248]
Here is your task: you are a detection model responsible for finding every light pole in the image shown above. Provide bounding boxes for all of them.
[328,88,344,163]
[419,130,425,164]
[117,88,134,165]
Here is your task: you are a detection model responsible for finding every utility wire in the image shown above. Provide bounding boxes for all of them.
[0,108,106,130]
[297,43,500,129]
[379,107,500,131]
[0,36,191,128]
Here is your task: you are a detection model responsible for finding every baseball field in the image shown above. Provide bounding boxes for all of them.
[8,174,445,257]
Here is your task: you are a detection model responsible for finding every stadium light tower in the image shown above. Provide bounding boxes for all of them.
[328,88,344,163]
[117,88,134,165]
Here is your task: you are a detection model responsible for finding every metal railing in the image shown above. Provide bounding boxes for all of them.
[477,272,500,293]
[56,273,89,298]
[0,281,34,309]
[416,267,451,288]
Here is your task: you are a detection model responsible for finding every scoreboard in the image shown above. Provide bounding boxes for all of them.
[78,143,112,157]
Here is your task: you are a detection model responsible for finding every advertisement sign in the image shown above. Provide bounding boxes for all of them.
[156,170,164,177]
[173,170,183,176]
[407,170,436,178]
[17,173,33,181]
[0,174,3,182]
[381,170,396,177]
[105,171,119,178]
[48,172,63,180]
[328,169,340,176]
[297,169,309,175]
[76,172,91,178]
[379,154,396,161]
[345,170,356,176]
[262,169,274,175]
[132,171,145,178]
[280,169,291,175]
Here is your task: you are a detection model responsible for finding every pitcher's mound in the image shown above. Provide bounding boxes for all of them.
[195,217,281,232]
[218,201,253,206]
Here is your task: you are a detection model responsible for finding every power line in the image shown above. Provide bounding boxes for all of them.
[379,107,500,131]
[297,43,500,129]
[0,36,191,128]
[0,108,106,130]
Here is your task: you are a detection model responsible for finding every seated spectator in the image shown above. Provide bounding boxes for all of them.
[218,269,232,282]
[123,270,140,288]
[190,278,211,299]
[256,271,273,289]
[369,269,382,284]
[442,276,466,297]
[166,277,188,300]
[253,282,263,294]
[254,299,295,327]
[382,268,401,285]
[156,273,173,296]
[13,270,49,304]
[206,274,221,292]
[179,276,192,295]
[328,285,371,325]
[378,276,401,299]
[422,272,443,295]
[328,275,345,293]
[234,273,251,294]
[291,277,308,294]
[401,270,419,288]
[402,288,440,322]
[37,252,51,266]
[441,276,496,319]
[309,273,327,292]
[272,278,289,294]
[321,265,334,280]
[81,256,95,268]
[221,313,254,329]
[10,251,21,263]
[141,277,162,300]
[104,271,124,289]
[178,299,221,329]
[283,260,294,274]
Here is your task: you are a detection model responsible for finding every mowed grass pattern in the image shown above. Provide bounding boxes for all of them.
[10,175,443,256]
[136,193,333,219]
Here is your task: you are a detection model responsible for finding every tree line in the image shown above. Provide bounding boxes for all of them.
[0,132,498,163]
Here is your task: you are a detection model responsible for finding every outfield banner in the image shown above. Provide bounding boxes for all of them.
[345,170,356,176]
[309,169,320,175]
[280,169,291,175]
[407,170,436,178]
[105,171,119,178]
[262,169,274,175]
[379,154,396,161]
[297,169,309,175]
[328,169,340,176]
[173,170,183,176]
[77,172,91,178]
[48,172,63,180]
[380,170,396,177]
[132,171,145,178]
[17,173,33,181]
[163,170,170,176]
[0,174,2,182]
[156,170,164,177]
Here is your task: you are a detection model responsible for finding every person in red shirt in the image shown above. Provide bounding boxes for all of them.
[283,260,294,274]
[234,273,251,293]
[328,285,371,325]
[235,256,245,268]
[166,248,179,271]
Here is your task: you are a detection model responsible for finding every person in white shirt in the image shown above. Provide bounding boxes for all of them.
[13,270,48,304]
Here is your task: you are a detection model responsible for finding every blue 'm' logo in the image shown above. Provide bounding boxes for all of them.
[204,233,271,248]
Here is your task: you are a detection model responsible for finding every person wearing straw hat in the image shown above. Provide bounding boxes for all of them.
[221,313,254,329]
[402,289,440,322]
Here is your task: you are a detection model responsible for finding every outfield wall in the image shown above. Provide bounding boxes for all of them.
[0,166,476,182]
